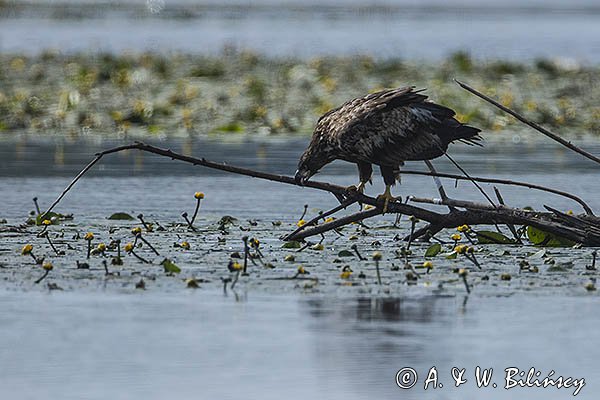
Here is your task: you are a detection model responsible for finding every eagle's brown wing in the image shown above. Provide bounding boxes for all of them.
[316,86,480,166]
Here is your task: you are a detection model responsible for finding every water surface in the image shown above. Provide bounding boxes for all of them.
[2,0,600,62]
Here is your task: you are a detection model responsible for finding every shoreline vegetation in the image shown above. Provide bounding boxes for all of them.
[0,50,599,139]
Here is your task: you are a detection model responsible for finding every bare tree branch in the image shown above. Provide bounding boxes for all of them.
[455,79,600,166]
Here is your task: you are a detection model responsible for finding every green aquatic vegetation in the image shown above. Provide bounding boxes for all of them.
[0,51,597,137]
[476,230,515,245]
[108,212,135,220]
[161,258,181,274]
[424,243,442,258]
[526,226,576,247]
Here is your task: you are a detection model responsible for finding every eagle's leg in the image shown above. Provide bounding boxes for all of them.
[377,165,400,213]
[347,162,372,194]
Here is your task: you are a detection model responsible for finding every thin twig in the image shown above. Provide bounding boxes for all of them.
[494,186,522,244]
[424,160,455,212]
[455,79,600,166]
[444,152,497,208]
[400,169,593,215]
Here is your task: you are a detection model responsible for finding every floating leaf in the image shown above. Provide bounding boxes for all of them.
[338,250,354,257]
[529,249,547,259]
[108,212,134,220]
[526,226,575,247]
[282,241,302,249]
[161,258,181,273]
[424,243,442,257]
[35,212,59,225]
[476,230,515,244]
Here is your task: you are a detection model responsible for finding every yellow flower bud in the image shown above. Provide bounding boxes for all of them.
[124,242,134,252]
[451,233,461,241]
[84,232,94,241]
[42,219,52,226]
[340,265,353,279]
[42,261,53,271]
[180,241,190,250]
[21,244,33,255]
[455,245,467,254]
[372,251,382,261]
[194,192,205,200]
[131,227,142,235]
[324,217,335,223]
[457,224,470,232]
[458,268,468,277]
[297,265,308,274]
[284,254,295,262]
[228,261,242,271]
[423,261,433,269]
[296,219,306,227]
[97,243,107,252]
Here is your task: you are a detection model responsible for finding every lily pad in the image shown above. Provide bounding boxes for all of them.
[161,258,181,274]
[476,230,515,244]
[282,241,302,249]
[338,250,354,257]
[424,243,442,257]
[108,212,134,220]
[441,251,458,259]
[526,226,576,247]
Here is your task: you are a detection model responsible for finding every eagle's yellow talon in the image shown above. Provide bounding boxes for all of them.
[377,185,398,214]
[346,181,367,194]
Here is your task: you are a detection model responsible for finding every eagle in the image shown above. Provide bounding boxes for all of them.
[294,86,482,211]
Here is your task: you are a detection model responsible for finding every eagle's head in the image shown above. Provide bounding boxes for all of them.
[295,132,336,185]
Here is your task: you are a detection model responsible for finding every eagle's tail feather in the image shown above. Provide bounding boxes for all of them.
[442,121,483,147]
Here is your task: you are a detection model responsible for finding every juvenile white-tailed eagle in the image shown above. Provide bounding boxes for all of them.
[294,86,481,211]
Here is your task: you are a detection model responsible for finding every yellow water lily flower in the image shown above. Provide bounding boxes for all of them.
[457,224,470,232]
[194,192,205,199]
[21,244,33,255]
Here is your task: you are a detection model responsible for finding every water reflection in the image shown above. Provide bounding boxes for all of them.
[0,290,599,399]
[301,294,600,399]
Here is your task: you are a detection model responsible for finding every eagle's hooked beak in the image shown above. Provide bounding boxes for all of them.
[294,169,310,186]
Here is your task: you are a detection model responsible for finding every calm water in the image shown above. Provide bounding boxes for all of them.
[2,136,600,221]
[1,0,600,62]
[1,137,600,399]
[0,290,598,400]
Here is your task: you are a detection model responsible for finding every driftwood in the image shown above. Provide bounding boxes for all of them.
[40,80,600,246]
[40,141,600,246]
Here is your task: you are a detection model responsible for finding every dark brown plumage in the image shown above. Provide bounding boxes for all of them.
[294,86,481,207]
